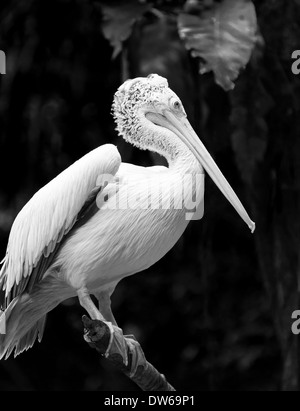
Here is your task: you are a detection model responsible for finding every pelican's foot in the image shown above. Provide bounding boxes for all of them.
[107,332,140,370]
[124,334,145,378]
[124,334,137,341]
[103,321,115,358]
[82,317,141,373]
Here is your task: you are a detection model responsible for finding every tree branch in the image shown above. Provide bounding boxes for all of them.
[82,315,176,391]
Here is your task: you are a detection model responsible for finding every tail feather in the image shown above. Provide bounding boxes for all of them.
[0,295,47,359]
[0,276,65,360]
[9,315,47,359]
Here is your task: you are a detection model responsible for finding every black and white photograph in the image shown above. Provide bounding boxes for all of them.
[0,0,300,394]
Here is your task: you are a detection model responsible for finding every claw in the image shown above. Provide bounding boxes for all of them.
[124,336,145,378]
[103,321,115,358]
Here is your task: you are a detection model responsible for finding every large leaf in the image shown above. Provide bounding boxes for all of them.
[178,0,258,90]
[100,0,151,59]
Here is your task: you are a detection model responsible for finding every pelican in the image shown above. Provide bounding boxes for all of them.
[0,74,255,360]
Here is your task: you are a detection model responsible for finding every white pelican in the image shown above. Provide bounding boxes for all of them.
[0,74,255,360]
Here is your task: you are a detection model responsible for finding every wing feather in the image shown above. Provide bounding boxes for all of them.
[0,144,121,308]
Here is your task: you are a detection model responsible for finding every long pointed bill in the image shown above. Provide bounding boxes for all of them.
[146,111,255,233]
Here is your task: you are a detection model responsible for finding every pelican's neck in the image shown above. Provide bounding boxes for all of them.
[137,115,203,175]
[167,139,202,175]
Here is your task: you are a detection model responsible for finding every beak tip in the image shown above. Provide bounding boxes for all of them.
[249,221,256,234]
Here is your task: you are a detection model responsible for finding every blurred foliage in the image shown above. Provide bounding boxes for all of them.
[0,0,299,391]
[178,0,258,90]
[100,0,151,59]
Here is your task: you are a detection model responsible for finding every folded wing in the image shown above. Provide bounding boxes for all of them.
[0,144,121,308]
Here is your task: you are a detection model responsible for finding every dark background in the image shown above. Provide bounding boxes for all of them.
[0,0,299,391]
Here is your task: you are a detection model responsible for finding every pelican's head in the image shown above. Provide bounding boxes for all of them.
[113,74,255,232]
[113,74,186,155]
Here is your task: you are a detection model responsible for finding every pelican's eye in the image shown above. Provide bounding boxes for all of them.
[170,97,181,111]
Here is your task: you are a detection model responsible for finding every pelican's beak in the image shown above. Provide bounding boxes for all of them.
[146,110,255,233]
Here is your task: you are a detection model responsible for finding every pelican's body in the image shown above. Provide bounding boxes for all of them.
[58,161,202,293]
[0,74,254,359]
